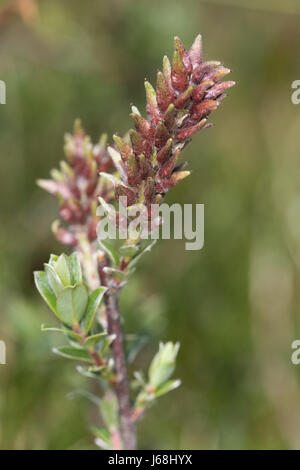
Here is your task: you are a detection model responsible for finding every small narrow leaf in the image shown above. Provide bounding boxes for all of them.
[98,239,120,267]
[51,254,71,286]
[155,379,181,397]
[53,346,93,362]
[41,324,82,342]
[34,271,57,314]
[84,332,107,347]
[44,263,64,297]
[67,252,82,284]
[82,287,107,333]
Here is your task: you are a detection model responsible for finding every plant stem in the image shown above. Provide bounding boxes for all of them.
[105,290,137,450]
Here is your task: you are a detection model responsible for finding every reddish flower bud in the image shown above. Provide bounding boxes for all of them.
[174,85,193,109]
[188,34,202,70]
[171,50,189,92]
[113,135,133,162]
[205,81,236,100]
[174,36,192,74]
[155,122,170,148]
[190,100,219,121]
[176,119,208,141]
[157,138,173,164]
[131,113,155,142]
[156,71,174,112]
[192,80,214,102]
[145,81,161,125]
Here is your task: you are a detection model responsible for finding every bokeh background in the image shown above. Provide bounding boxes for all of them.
[1,0,300,449]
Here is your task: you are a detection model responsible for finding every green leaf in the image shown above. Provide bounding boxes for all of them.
[44,263,64,296]
[103,267,126,280]
[53,346,93,362]
[98,239,120,267]
[84,332,107,347]
[56,284,88,327]
[34,271,57,314]
[82,287,107,333]
[51,254,71,286]
[98,334,116,355]
[41,324,82,342]
[66,252,82,284]
[155,379,181,397]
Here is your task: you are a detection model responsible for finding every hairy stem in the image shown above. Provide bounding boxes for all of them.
[105,291,137,450]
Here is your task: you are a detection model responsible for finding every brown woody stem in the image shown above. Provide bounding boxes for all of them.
[105,290,137,450]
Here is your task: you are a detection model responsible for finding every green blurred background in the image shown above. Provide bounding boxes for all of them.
[1,0,300,449]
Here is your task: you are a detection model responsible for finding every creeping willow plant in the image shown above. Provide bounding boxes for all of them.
[34,35,234,450]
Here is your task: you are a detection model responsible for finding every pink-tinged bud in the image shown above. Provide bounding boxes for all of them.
[131,113,155,142]
[156,71,174,112]
[209,67,231,83]
[174,85,193,109]
[174,36,192,74]
[155,122,170,148]
[171,50,189,92]
[52,221,77,246]
[137,153,152,180]
[113,135,133,162]
[157,138,173,164]
[144,177,155,204]
[205,81,236,100]
[37,179,72,199]
[164,103,176,130]
[190,100,219,120]
[157,149,180,179]
[59,203,75,223]
[188,34,202,70]
[176,118,208,141]
[129,129,152,158]
[192,80,214,101]
[66,200,85,223]
[126,153,140,187]
[115,184,137,206]
[162,55,174,95]
[145,81,161,125]
[192,61,221,83]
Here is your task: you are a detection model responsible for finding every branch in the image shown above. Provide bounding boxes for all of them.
[105,290,136,450]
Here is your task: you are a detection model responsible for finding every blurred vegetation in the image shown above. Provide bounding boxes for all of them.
[1,0,300,449]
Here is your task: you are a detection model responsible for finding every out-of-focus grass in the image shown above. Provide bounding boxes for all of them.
[1,0,300,449]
